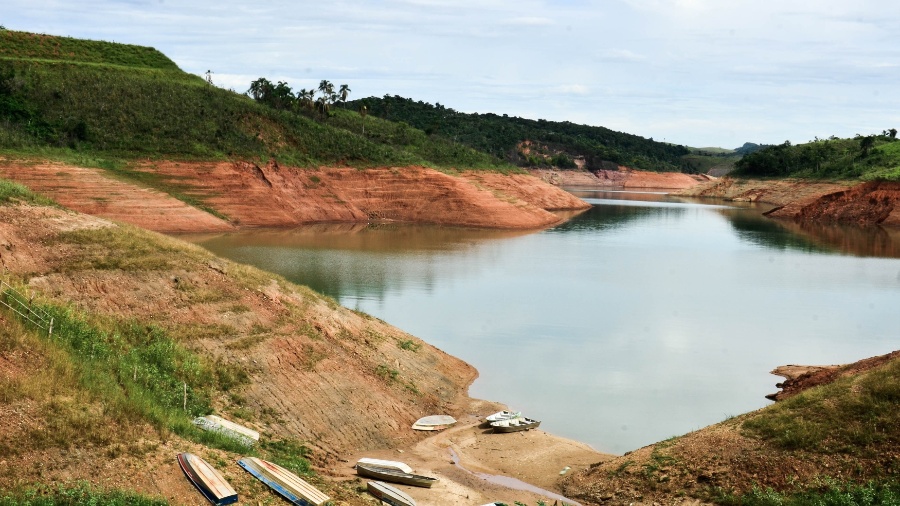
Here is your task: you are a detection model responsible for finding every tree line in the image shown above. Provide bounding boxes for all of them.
[734,130,899,179]
[247,78,351,115]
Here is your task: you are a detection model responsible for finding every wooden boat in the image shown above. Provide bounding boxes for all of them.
[355,462,438,488]
[490,417,541,433]
[176,452,238,506]
[238,457,330,506]
[484,410,521,423]
[411,414,456,431]
[367,480,416,506]
[193,415,259,445]
[356,457,414,474]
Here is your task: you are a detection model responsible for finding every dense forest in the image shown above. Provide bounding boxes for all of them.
[344,95,694,173]
[733,131,900,180]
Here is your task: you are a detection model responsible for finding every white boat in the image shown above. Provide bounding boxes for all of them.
[411,414,456,431]
[367,480,416,506]
[490,417,541,433]
[356,458,414,474]
[238,457,330,506]
[193,415,259,445]
[485,410,521,423]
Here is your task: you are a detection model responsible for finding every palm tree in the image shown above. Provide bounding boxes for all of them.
[359,105,368,135]
[317,80,334,113]
[339,84,351,103]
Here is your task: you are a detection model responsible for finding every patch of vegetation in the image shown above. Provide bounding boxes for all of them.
[375,364,400,382]
[715,479,900,506]
[0,178,55,205]
[261,438,312,477]
[742,357,900,456]
[733,132,900,180]
[1,277,249,454]
[0,481,168,506]
[397,338,421,352]
[50,223,211,272]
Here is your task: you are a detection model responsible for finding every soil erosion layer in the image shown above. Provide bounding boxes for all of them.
[0,160,590,233]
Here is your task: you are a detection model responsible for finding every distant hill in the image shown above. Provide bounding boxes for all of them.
[734,134,900,180]
[0,30,506,171]
[346,95,693,173]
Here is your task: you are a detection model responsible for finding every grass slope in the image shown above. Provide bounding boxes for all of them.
[734,136,900,181]
[0,29,512,174]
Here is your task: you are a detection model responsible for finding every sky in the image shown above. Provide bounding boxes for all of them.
[5,0,900,149]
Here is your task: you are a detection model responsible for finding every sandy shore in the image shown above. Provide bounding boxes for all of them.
[334,399,614,506]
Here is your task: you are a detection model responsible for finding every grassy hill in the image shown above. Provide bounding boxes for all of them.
[0,30,508,171]
[345,95,694,173]
[734,135,900,181]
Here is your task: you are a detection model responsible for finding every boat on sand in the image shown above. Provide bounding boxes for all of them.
[176,452,238,506]
[367,480,417,506]
[356,457,414,474]
[490,417,541,433]
[355,462,438,488]
[411,414,456,431]
[484,410,521,423]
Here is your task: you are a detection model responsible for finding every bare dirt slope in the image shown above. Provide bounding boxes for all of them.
[0,161,234,233]
[530,168,711,189]
[0,158,589,233]
[678,178,900,227]
[0,201,606,505]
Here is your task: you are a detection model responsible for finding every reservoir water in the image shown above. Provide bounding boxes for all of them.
[182,189,900,454]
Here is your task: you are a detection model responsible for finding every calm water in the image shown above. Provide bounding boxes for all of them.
[182,190,900,454]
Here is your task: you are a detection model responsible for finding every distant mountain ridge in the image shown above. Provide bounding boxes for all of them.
[346,95,694,173]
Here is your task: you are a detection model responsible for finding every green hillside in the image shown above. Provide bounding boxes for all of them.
[345,95,693,172]
[0,30,508,171]
[734,134,900,180]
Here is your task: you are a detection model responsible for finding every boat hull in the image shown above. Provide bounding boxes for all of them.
[367,480,417,506]
[356,458,414,474]
[356,463,438,488]
[491,418,541,433]
[176,453,238,506]
[238,457,330,506]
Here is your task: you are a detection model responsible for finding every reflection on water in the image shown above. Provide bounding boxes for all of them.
[181,191,900,454]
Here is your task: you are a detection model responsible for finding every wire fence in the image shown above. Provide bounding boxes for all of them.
[0,278,54,337]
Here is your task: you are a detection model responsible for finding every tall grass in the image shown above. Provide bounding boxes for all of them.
[0,482,168,506]
[0,178,55,205]
[716,479,900,506]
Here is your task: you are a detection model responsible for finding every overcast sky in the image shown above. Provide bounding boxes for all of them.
[5,0,900,148]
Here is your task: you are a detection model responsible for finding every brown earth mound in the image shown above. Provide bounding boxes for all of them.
[767,350,900,401]
[530,168,711,189]
[678,178,900,228]
[0,159,589,232]
[0,201,608,505]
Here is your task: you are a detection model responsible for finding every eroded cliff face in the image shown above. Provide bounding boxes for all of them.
[0,160,590,232]
[678,178,900,227]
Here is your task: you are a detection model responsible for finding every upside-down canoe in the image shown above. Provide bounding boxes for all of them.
[176,452,238,506]
[238,456,330,506]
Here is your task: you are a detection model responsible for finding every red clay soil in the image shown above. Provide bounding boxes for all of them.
[530,167,712,189]
[679,177,900,228]
[0,159,589,233]
[0,161,234,233]
[767,350,900,401]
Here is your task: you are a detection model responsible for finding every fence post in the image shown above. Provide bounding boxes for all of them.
[183,382,188,412]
